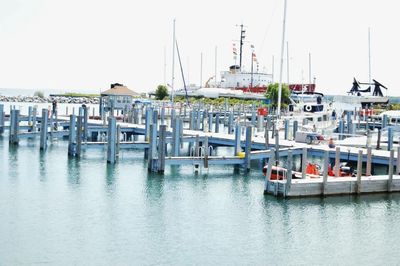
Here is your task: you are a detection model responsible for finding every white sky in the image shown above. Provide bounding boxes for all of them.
[0,0,399,96]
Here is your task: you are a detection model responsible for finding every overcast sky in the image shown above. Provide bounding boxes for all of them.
[0,0,399,96]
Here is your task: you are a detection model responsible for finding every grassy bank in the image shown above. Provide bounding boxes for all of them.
[172,96,264,106]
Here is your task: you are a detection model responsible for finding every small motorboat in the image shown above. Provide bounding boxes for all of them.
[263,162,354,180]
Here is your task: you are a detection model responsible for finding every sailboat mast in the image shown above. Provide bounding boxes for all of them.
[308,52,312,86]
[277,0,287,117]
[368,27,371,85]
[171,19,176,103]
[200,52,203,87]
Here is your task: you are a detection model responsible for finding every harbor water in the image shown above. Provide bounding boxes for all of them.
[1,137,400,265]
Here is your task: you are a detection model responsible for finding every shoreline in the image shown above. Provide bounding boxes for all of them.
[0,95,99,104]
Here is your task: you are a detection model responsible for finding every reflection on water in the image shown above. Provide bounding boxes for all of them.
[1,139,400,265]
[67,157,80,186]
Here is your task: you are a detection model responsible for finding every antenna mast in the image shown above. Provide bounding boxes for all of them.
[239,24,245,70]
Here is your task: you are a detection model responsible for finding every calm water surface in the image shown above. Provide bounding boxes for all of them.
[1,137,400,265]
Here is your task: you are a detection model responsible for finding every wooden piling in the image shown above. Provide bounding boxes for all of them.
[335,147,340,177]
[9,109,20,145]
[148,124,158,172]
[228,112,234,134]
[356,150,363,194]
[234,123,241,156]
[208,113,213,132]
[362,144,372,176]
[76,116,83,156]
[68,115,76,156]
[172,118,180,157]
[322,151,329,195]
[397,144,400,175]
[203,136,209,169]
[244,126,252,171]
[388,149,394,192]
[284,119,289,140]
[263,148,275,194]
[387,127,393,151]
[377,129,381,150]
[292,120,298,141]
[286,150,293,197]
[116,125,121,157]
[301,148,307,179]
[158,125,166,173]
[40,109,48,150]
[0,104,4,134]
[107,117,117,164]
[215,113,220,133]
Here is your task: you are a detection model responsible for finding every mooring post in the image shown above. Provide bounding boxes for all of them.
[322,150,329,195]
[0,104,4,135]
[377,129,381,149]
[397,143,400,175]
[388,149,394,192]
[68,114,76,156]
[171,108,176,127]
[292,120,298,141]
[208,112,213,132]
[107,117,117,164]
[234,123,241,156]
[39,109,48,150]
[133,107,139,124]
[147,124,158,172]
[356,149,363,194]
[83,105,88,141]
[251,108,256,126]
[153,109,159,132]
[388,127,393,151]
[215,113,220,133]
[284,119,289,140]
[116,125,121,157]
[228,112,234,134]
[346,111,352,135]
[76,116,83,157]
[144,107,152,142]
[244,126,252,171]
[263,148,275,195]
[160,106,165,125]
[9,109,20,145]
[32,106,37,133]
[203,136,209,169]
[382,114,388,129]
[189,111,194,130]
[335,147,340,177]
[286,149,293,197]
[158,125,166,173]
[264,122,269,149]
[28,106,33,128]
[256,114,263,133]
[339,120,344,140]
[172,118,180,157]
[301,148,307,179]
[366,146,372,176]
[196,110,201,131]
[201,110,207,131]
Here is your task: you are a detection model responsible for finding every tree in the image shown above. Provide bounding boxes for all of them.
[265,83,291,108]
[155,85,168,100]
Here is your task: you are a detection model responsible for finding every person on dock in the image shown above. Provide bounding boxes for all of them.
[328,138,335,148]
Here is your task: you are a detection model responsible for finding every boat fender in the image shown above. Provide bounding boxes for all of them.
[305,105,312,112]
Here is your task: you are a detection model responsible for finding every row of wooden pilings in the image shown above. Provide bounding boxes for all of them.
[264,145,400,196]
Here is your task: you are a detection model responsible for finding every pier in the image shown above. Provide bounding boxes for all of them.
[0,102,399,197]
